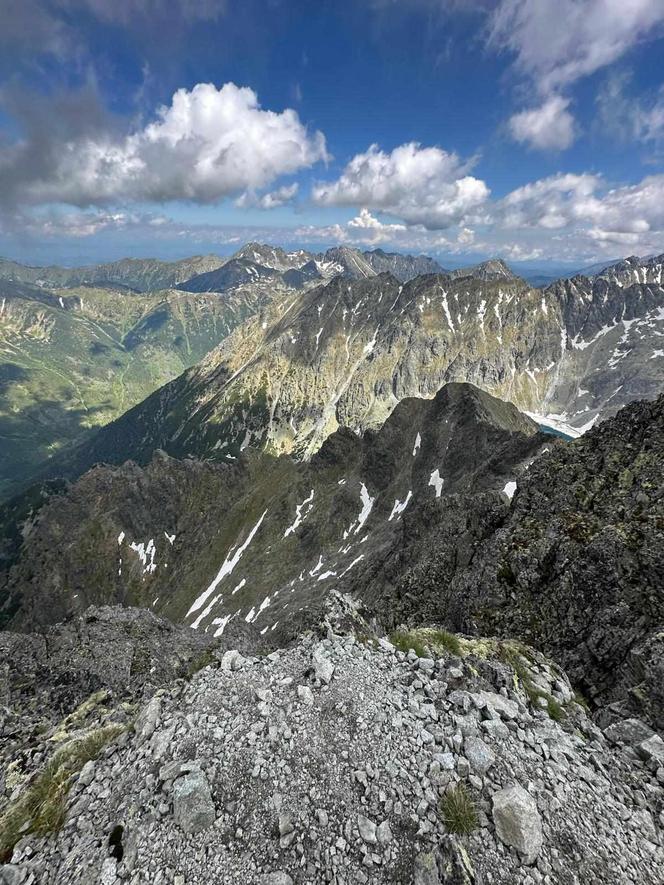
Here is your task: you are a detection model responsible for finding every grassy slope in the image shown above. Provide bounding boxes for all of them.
[0,285,272,498]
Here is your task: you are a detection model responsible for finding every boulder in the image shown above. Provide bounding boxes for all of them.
[464,736,496,774]
[492,784,542,864]
[173,768,216,834]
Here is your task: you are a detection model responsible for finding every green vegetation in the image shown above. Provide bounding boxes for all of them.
[499,644,567,721]
[185,647,218,678]
[439,784,478,835]
[0,284,273,499]
[0,725,123,862]
[429,629,463,656]
[389,630,427,658]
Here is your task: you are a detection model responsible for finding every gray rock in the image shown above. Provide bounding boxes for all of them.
[314,655,335,685]
[0,866,23,885]
[100,857,117,885]
[78,760,95,787]
[414,851,440,885]
[297,685,314,705]
[604,718,654,746]
[464,735,496,774]
[376,820,392,844]
[173,768,216,834]
[472,691,519,720]
[637,734,664,766]
[357,813,377,843]
[492,784,543,864]
[259,874,293,885]
[134,695,162,745]
[220,650,244,672]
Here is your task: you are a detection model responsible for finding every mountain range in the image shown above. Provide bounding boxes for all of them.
[1,243,663,884]
[36,251,664,490]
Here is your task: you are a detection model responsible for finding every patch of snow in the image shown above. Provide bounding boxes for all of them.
[129,539,157,575]
[164,532,176,545]
[284,489,315,537]
[388,490,413,521]
[187,510,267,619]
[117,531,125,546]
[503,481,517,500]
[428,469,444,498]
[412,433,421,456]
[212,612,234,638]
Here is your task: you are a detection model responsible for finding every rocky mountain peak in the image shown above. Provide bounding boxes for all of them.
[449,258,519,282]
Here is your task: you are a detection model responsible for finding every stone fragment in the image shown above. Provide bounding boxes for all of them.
[134,695,162,745]
[297,685,314,705]
[464,736,496,774]
[220,650,244,671]
[314,655,335,685]
[173,768,216,834]
[259,874,293,885]
[637,734,664,766]
[357,814,377,843]
[492,784,542,864]
[376,820,392,844]
[604,718,654,746]
[414,851,440,885]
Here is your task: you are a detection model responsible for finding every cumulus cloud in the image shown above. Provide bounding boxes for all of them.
[495,170,664,254]
[312,142,489,230]
[508,95,576,151]
[488,0,664,94]
[0,83,328,208]
[235,183,299,210]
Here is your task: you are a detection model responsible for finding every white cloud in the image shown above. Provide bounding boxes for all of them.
[1,83,328,207]
[597,73,664,147]
[489,0,664,94]
[235,183,299,209]
[508,95,576,151]
[312,142,489,230]
[344,208,408,244]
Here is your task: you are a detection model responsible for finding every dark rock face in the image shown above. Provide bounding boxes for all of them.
[447,395,664,729]
[350,394,664,729]
[0,606,215,757]
[0,383,542,636]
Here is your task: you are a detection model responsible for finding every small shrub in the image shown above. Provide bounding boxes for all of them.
[547,696,564,722]
[0,725,123,862]
[439,785,478,835]
[389,630,427,658]
[430,629,462,656]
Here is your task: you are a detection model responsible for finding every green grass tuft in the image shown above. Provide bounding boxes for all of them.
[439,785,478,835]
[0,725,123,862]
[429,629,463,656]
[389,630,427,658]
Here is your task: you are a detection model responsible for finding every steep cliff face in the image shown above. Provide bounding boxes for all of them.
[2,387,663,733]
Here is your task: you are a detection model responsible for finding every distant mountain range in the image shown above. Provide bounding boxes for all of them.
[1,245,663,501]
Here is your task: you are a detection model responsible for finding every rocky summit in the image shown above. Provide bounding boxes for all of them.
[1,598,663,884]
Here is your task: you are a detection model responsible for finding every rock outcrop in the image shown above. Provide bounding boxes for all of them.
[2,602,662,883]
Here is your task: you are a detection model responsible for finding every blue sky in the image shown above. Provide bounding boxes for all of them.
[0,0,663,269]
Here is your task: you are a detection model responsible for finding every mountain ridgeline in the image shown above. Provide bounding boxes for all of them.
[39,251,664,488]
[0,244,448,498]
[2,382,663,734]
